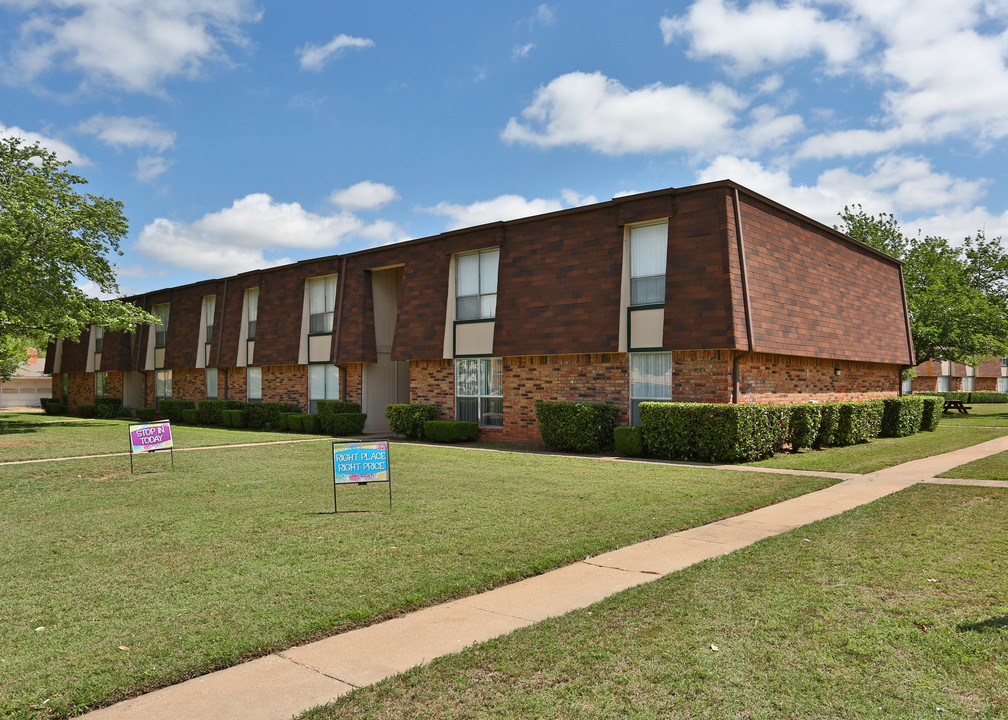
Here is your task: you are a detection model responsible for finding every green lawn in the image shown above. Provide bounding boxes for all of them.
[933,403,1008,428]
[302,484,1008,720]
[0,417,839,720]
[0,412,313,461]
[939,448,1008,481]
[750,426,1008,474]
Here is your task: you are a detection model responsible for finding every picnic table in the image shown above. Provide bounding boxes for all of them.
[943,399,971,414]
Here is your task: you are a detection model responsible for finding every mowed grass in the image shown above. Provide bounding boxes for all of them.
[0,412,312,462]
[0,426,838,719]
[933,403,1008,428]
[302,484,1008,720]
[750,425,1008,474]
[939,449,1008,481]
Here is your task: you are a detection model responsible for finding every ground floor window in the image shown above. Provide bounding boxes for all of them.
[247,366,261,402]
[155,369,172,405]
[937,376,950,392]
[206,368,218,398]
[630,352,673,425]
[456,357,503,427]
[95,371,108,398]
[309,364,339,413]
[901,376,912,395]
[999,377,1008,393]
[962,376,975,392]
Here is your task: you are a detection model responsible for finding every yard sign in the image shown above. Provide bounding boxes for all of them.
[332,440,392,512]
[128,420,174,472]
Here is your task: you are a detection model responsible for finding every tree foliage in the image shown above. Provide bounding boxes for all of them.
[0,137,158,379]
[838,205,1008,365]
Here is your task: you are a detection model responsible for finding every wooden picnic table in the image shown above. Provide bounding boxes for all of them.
[943,399,971,414]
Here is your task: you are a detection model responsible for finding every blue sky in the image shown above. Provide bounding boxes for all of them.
[3,0,1008,296]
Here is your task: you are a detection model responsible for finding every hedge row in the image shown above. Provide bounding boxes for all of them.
[423,420,479,443]
[535,401,619,454]
[386,404,438,439]
[916,391,1008,404]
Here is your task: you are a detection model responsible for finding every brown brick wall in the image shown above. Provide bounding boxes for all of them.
[342,363,364,406]
[738,193,912,365]
[230,367,248,403]
[409,359,455,419]
[738,352,899,403]
[976,377,999,391]
[102,370,124,400]
[665,350,735,403]
[261,364,309,410]
[172,368,206,403]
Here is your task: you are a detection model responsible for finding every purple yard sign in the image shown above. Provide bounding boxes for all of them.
[129,421,174,453]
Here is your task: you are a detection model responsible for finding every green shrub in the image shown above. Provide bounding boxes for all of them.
[535,401,619,454]
[968,391,1008,403]
[181,408,199,424]
[283,412,305,432]
[639,402,782,463]
[39,397,54,410]
[918,396,944,432]
[197,399,244,425]
[814,404,840,448]
[788,404,823,451]
[614,426,644,457]
[78,403,97,418]
[158,399,196,424]
[880,396,924,438]
[386,404,438,439]
[244,402,300,430]
[328,413,367,436]
[43,401,64,415]
[221,409,246,428]
[423,420,479,443]
[317,400,363,434]
[920,391,970,402]
[302,414,320,434]
[767,404,790,454]
[832,400,884,446]
[94,397,123,419]
[135,408,158,422]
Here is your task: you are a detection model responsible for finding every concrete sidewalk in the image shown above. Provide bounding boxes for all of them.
[82,435,1008,720]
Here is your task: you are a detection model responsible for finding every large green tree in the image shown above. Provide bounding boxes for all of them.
[838,205,1008,365]
[0,136,157,380]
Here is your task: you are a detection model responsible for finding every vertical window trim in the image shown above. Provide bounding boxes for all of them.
[629,221,668,307]
[455,248,499,321]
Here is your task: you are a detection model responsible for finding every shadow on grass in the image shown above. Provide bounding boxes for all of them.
[957,615,1008,633]
[0,419,43,435]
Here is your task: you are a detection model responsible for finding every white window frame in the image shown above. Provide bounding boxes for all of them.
[247,366,262,402]
[630,352,674,425]
[455,249,499,321]
[309,363,340,413]
[455,357,503,427]
[308,276,339,334]
[629,222,668,307]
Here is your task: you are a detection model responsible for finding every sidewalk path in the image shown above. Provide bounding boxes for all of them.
[81,435,1008,720]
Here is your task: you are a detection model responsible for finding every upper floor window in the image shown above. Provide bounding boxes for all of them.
[94,326,104,354]
[630,222,668,306]
[456,249,499,321]
[246,288,259,340]
[153,304,170,347]
[203,295,216,341]
[308,276,338,334]
[1001,357,1008,368]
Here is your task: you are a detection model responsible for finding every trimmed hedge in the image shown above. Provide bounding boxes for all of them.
[814,403,840,448]
[423,420,478,443]
[535,401,619,454]
[915,391,1007,404]
[880,396,924,438]
[614,425,644,457]
[386,404,438,439]
[197,399,244,426]
[832,400,884,446]
[39,397,54,410]
[328,413,367,436]
[43,401,64,415]
[283,412,305,432]
[918,396,944,432]
[788,404,823,451]
[639,402,784,463]
[244,402,300,431]
[135,408,158,422]
[158,399,196,424]
[181,408,199,424]
[94,397,123,418]
[302,414,320,434]
[221,409,246,428]
[78,403,97,418]
[317,400,363,434]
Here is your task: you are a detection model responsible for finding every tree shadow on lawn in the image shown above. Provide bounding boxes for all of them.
[957,615,1008,633]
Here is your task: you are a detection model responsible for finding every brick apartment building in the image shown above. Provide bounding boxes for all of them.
[911,358,1008,394]
[46,181,915,443]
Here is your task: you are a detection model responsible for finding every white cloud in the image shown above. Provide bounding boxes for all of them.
[421,194,567,230]
[135,155,171,183]
[297,34,374,72]
[78,114,176,152]
[501,71,745,155]
[2,0,262,94]
[512,43,535,60]
[329,181,399,210]
[661,0,865,74]
[136,193,367,275]
[695,153,1004,239]
[0,122,87,164]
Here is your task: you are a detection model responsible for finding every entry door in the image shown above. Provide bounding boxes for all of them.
[363,354,409,432]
